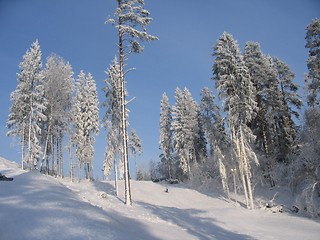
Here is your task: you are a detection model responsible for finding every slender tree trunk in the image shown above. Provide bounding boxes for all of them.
[233,127,249,208]
[261,118,275,187]
[59,132,63,178]
[232,168,238,205]
[240,127,254,209]
[42,122,51,173]
[51,135,54,176]
[21,122,25,170]
[69,136,73,182]
[118,0,132,205]
[168,157,172,180]
[56,139,60,177]
[27,111,32,170]
[114,157,118,196]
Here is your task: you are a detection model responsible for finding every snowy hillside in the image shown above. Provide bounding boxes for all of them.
[1,157,319,240]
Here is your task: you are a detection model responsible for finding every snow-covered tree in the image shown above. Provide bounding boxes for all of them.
[42,54,74,176]
[305,18,320,107]
[213,32,258,209]
[292,108,320,217]
[273,57,302,162]
[7,39,47,170]
[84,73,99,179]
[200,87,227,154]
[74,71,99,180]
[102,57,123,194]
[200,87,230,195]
[129,128,143,178]
[107,0,158,205]
[172,87,200,179]
[159,92,174,179]
[243,42,280,186]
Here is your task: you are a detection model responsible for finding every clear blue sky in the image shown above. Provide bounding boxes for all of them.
[1,0,319,178]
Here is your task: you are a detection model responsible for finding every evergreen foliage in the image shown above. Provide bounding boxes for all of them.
[172,87,200,179]
[74,71,99,180]
[159,93,174,179]
[305,18,320,107]
[213,32,258,209]
[7,40,47,170]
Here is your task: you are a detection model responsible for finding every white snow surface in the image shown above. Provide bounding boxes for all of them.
[1,157,319,240]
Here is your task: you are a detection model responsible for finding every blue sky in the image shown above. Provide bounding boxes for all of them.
[1,0,319,178]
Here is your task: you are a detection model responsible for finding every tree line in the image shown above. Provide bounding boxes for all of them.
[7,0,156,206]
[6,0,319,213]
[156,19,319,214]
[7,44,99,180]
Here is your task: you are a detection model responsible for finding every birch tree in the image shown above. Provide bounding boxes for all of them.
[107,0,158,205]
[43,54,74,176]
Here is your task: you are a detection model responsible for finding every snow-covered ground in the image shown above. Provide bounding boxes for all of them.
[1,157,319,240]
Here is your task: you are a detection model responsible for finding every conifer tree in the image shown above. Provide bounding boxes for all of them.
[213,32,258,209]
[102,57,123,194]
[172,87,199,179]
[107,0,158,205]
[273,57,302,162]
[129,128,143,178]
[7,40,47,170]
[305,18,320,107]
[74,71,99,180]
[159,93,174,179]
[243,42,279,186]
[200,87,229,196]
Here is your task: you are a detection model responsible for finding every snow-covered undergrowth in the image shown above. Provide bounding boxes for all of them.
[1,157,319,240]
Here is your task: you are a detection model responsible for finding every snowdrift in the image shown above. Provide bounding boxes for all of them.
[1,157,319,240]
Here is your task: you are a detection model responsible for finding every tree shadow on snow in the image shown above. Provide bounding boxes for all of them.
[0,171,163,240]
[135,201,255,240]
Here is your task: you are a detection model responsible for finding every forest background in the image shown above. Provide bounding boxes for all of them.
[1,1,320,212]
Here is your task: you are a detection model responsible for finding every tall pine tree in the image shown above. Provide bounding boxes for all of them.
[107,0,158,205]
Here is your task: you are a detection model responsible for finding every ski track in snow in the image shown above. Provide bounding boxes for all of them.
[1,157,320,240]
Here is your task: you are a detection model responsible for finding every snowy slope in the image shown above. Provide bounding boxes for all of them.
[1,157,320,240]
